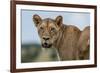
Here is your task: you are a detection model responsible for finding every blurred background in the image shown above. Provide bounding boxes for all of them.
[21,9,90,63]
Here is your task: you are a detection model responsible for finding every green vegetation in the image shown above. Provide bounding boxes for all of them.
[21,44,59,63]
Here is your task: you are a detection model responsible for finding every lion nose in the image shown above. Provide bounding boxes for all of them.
[43,37,50,40]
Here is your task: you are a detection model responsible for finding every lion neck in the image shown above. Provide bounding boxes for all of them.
[53,24,66,49]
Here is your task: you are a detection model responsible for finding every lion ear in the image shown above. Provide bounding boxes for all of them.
[55,16,63,27]
[33,14,42,26]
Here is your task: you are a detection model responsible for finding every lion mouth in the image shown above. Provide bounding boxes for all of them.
[42,43,52,48]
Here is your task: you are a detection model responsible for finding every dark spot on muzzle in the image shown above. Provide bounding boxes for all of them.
[42,43,52,48]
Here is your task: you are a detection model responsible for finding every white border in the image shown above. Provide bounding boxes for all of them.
[16,4,95,69]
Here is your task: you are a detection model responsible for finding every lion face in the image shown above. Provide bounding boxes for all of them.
[33,14,63,48]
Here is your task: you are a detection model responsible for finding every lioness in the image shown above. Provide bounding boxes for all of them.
[33,14,89,60]
[78,26,90,60]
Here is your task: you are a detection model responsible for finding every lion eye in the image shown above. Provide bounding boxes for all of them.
[40,27,44,30]
[51,27,55,32]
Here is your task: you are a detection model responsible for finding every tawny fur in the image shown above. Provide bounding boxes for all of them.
[78,26,90,59]
[53,25,81,60]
